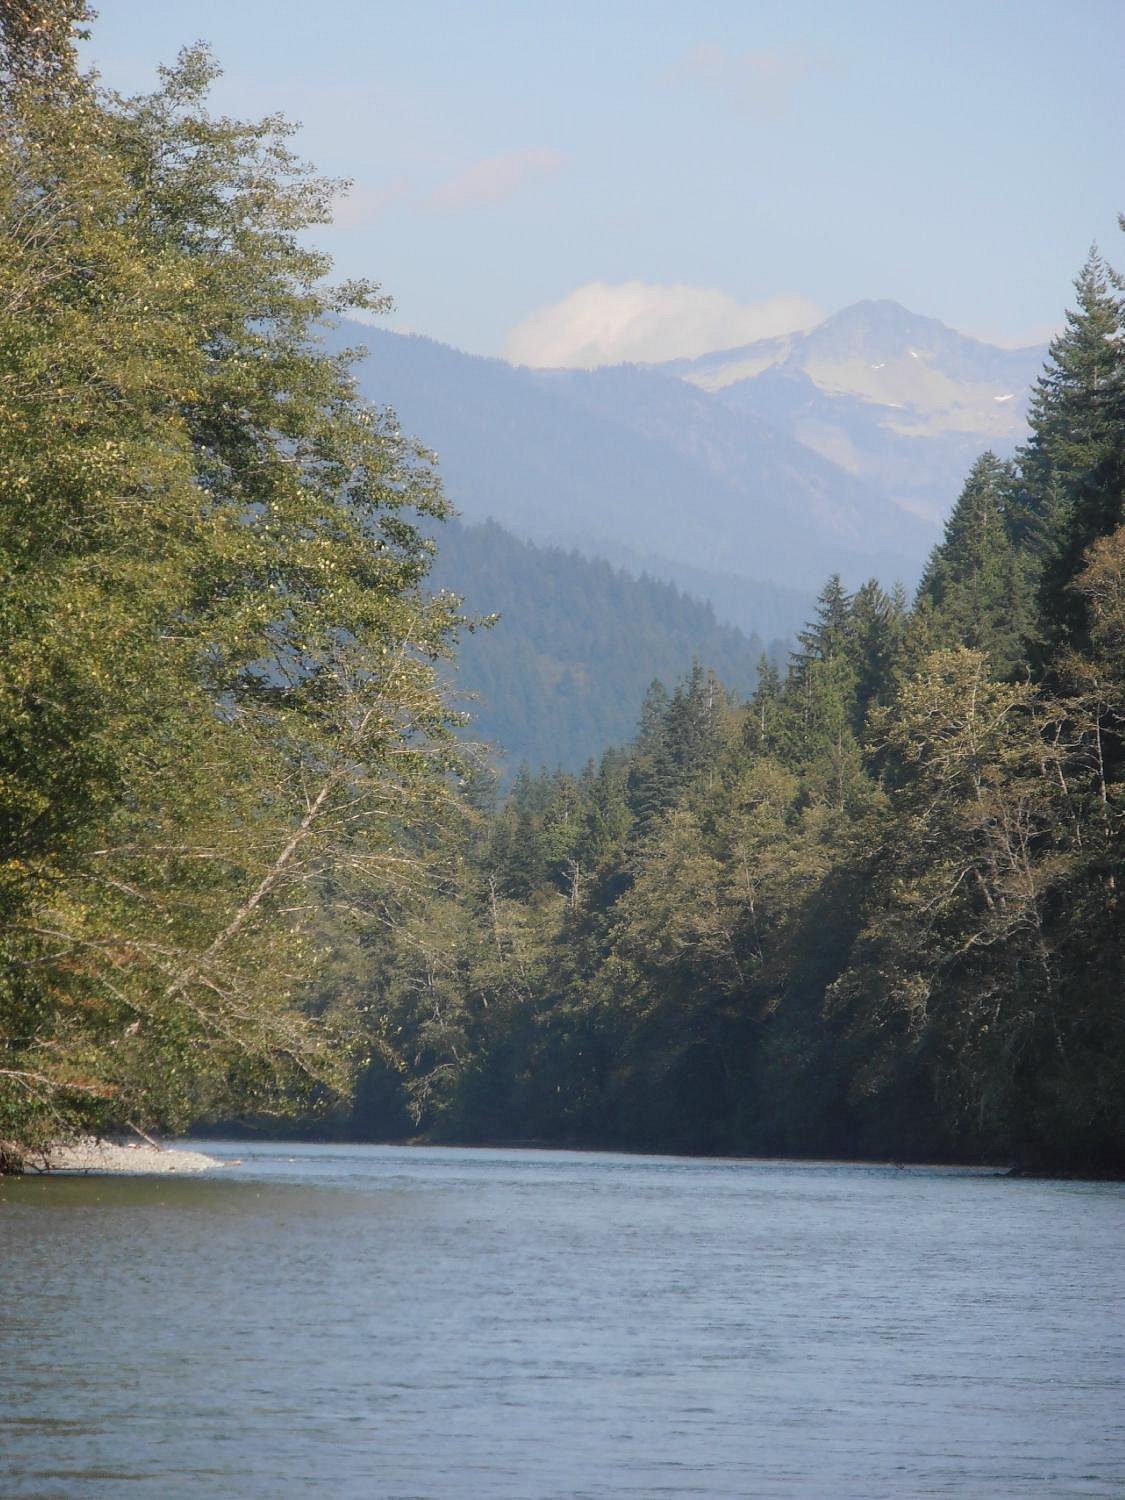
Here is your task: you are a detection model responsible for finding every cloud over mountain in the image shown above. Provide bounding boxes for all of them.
[504,282,822,368]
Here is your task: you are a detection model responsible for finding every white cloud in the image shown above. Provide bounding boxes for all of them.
[328,149,567,228]
[669,43,833,120]
[329,178,412,231]
[504,282,823,368]
[423,148,568,214]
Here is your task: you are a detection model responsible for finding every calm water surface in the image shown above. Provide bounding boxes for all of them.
[1,1143,1122,1498]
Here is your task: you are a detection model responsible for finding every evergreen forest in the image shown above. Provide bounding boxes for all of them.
[428,520,775,776]
[1,4,1122,1173]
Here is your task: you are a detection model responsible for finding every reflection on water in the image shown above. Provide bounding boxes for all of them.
[2,1144,1123,1498]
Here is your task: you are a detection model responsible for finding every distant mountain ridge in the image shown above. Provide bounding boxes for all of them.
[663,300,1046,523]
[327,300,1046,637]
[671,300,1040,406]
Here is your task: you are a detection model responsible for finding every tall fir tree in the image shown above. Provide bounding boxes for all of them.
[1018,246,1125,647]
[916,452,1031,676]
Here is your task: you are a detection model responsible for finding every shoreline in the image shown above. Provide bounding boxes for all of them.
[17,1135,1120,1181]
[27,1137,225,1175]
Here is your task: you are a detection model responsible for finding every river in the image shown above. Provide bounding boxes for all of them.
[2,1143,1122,1497]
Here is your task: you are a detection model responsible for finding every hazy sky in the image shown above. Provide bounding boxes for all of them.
[84,0,1124,365]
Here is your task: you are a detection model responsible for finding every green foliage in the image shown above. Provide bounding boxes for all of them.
[0,13,463,1160]
[1021,246,1125,649]
[4,5,1122,1175]
[916,453,1033,675]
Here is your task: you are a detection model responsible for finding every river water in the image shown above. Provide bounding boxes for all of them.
[1,1143,1122,1498]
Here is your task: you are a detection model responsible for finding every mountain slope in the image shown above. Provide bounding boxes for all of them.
[325,303,1043,640]
[328,320,935,605]
[430,520,774,773]
[666,301,1046,522]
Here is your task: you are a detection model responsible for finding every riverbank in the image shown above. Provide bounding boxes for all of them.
[25,1137,225,1175]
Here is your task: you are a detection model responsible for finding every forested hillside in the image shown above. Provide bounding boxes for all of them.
[430,521,776,773]
[342,251,1125,1170]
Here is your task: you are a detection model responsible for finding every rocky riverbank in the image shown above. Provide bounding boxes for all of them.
[27,1137,224,1174]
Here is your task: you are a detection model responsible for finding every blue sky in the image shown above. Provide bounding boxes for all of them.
[84,0,1125,363]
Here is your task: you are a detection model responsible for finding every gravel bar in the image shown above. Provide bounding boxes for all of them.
[30,1138,224,1174]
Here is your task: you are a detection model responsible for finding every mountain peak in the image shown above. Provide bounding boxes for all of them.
[827,297,920,319]
[817,298,942,336]
[800,300,1004,366]
[655,298,1048,527]
[670,296,1044,413]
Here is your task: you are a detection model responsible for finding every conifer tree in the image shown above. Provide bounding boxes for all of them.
[916,453,1030,675]
[791,575,853,677]
[846,578,907,730]
[626,679,677,831]
[1019,246,1125,645]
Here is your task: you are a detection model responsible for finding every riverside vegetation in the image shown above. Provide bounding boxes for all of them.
[0,4,467,1167]
[1,3,1122,1171]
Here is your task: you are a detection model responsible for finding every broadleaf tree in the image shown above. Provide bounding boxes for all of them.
[0,5,467,1163]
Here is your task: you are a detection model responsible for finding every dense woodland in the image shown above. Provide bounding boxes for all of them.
[1,5,1122,1171]
[428,520,774,775]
